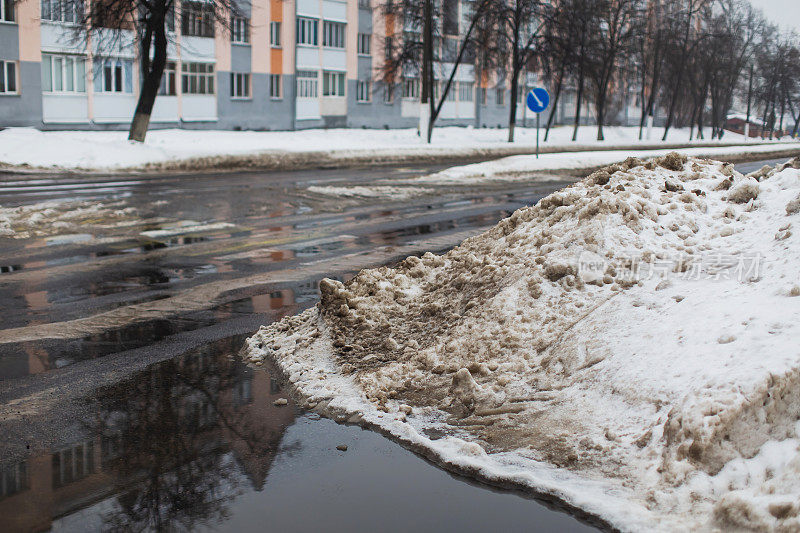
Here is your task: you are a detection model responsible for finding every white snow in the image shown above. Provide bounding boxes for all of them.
[307,185,430,200]
[415,144,800,184]
[0,125,792,171]
[0,199,138,239]
[245,154,800,531]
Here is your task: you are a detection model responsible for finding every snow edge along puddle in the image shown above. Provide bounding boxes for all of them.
[245,153,800,531]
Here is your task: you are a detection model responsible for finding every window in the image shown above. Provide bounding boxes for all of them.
[41,0,82,23]
[495,87,505,105]
[182,1,214,37]
[94,58,132,93]
[270,21,281,47]
[322,71,345,97]
[459,81,473,102]
[383,84,393,104]
[443,81,455,101]
[181,62,215,94]
[357,33,370,55]
[296,17,318,45]
[1,0,15,22]
[232,16,249,43]
[322,21,345,48]
[402,77,419,99]
[479,87,487,105]
[41,54,86,93]
[269,73,282,99]
[158,61,177,95]
[230,72,250,98]
[358,0,370,8]
[356,80,370,102]
[0,60,16,94]
[296,70,317,98]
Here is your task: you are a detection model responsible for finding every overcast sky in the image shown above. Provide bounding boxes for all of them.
[756,0,800,34]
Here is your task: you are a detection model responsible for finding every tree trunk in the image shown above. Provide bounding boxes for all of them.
[544,62,565,142]
[508,64,519,142]
[129,12,168,143]
[572,61,584,142]
[424,0,434,143]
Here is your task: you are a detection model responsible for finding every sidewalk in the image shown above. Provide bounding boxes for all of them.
[0,125,796,173]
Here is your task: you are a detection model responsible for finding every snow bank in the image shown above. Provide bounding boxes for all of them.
[416,144,800,184]
[245,153,800,530]
[0,125,788,172]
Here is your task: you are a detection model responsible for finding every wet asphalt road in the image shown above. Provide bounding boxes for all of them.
[0,155,791,532]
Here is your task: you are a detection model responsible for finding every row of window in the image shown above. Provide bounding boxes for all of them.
[296,17,348,48]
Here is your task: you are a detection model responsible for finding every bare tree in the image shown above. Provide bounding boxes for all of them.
[73,0,240,142]
[586,0,642,140]
[382,0,492,143]
[488,0,544,142]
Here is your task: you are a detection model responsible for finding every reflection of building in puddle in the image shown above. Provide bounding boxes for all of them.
[0,335,295,531]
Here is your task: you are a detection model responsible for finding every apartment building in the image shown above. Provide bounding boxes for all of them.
[0,0,641,131]
[0,0,536,130]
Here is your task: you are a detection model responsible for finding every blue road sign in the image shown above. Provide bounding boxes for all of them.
[526,88,550,113]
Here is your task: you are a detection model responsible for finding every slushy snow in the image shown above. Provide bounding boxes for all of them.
[0,125,792,171]
[245,154,800,531]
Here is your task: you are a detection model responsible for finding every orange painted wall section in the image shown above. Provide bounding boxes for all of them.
[270,49,282,74]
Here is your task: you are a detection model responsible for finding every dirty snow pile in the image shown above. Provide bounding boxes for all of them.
[245,153,800,531]
[0,200,138,239]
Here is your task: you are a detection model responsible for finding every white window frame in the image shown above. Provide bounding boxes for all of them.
[357,33,371,55]
[230,72,250,98]
[269,73,282,99]
[41,53,87,93]
[96,58,132,93]
[495,87,505,105]
[322,70,345,97]
[270,21,281,47]
[181,1,214,37]
[358,0,370,8]
[402,77,418,99]
[459,81,473,102]
[296,70,318,98]
[322,20,345,49]
[158,61,177,95]
[231,16,249,44]
[0,60,17,94]
[1,0,15,22]
[296,17,318,46]
[181,62,215,95]
[41,0,82,23]
[356,80,370,102]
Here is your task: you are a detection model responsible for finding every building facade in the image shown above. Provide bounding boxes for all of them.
[0,0,639,130]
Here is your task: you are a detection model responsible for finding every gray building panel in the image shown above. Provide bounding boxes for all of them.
[0,62,43,127]
[230,44,251,73]
[0,23,19,60]
[216,72,295,130]
[358,9,372,31]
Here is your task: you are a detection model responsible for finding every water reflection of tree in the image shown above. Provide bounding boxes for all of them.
[88,335,293,531]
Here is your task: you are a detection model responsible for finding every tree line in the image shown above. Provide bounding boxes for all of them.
[382,0,800,143]
[65,0,798,143]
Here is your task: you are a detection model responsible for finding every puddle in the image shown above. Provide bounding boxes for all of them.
[0,335,599,532]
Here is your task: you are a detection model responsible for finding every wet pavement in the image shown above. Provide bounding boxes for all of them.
[0,163,600,532]
[0,156,784,532]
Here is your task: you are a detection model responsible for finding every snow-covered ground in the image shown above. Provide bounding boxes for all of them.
[246,154,800,531]
[0,125,793,171]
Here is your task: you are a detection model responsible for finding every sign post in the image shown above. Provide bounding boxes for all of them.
[526,87,550,159]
